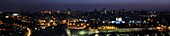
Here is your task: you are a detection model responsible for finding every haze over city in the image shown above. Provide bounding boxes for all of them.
[1,0,170,36]
[0,0,170,11]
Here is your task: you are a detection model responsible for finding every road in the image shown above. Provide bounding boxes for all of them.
[12,24,32,36]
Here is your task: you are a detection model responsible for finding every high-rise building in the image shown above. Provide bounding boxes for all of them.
[116,17,122,21]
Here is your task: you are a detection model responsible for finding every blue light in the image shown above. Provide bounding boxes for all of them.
[115,21,120,24]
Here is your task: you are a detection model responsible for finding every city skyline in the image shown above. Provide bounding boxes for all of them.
[0,0,170,11]
[1,0,170,36]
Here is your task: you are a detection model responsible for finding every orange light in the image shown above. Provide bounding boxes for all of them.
[81,24,83,25]
[156,27,161,30]
[168,26,170,30]
[62,20,67,24]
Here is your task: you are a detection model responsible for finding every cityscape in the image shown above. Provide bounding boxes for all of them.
[1,0,170,36]
[0,9,170,36]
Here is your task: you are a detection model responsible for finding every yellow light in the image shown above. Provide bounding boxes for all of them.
[73,21,76,22]
[168,26,170,30]
[5,16,9,18]
[156,27,161,30]
[49,12,52,14]
[38,20,46,23]
[147,18,151,21]
[83,26,86,28]
[40,23,45,25]
[70,24,72,25]
[77,25,80,26]
[87,24,89,26]
[52,22,57,26]
[81,24,83,25]
[95,30,99,33]
[161,25,163,26]
[156,27,164,31]
[47,23,51,26]
[98,27,102,29]
[49,20,53,22]
[27,28,32,36]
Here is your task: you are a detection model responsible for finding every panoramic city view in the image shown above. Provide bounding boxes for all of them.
[0,0,170,36]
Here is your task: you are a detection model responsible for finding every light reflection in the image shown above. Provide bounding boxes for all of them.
[95,34,99,36]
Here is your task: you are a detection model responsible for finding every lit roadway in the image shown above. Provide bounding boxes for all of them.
[12,24,32,36]
[4,15,33,36]
[68,27,170,36]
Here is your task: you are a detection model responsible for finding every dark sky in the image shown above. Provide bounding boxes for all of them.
[0,0,170,11]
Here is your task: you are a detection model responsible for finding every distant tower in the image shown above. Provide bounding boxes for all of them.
[67,8,71,15]
[67,8,72,12]
[119,9,125,12]
[102,8,107,14]
[102,8,106,11]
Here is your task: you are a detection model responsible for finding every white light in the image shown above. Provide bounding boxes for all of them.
[116,17,122,21]
[79,31,86,35]
[137,21,141,23]
[52,27,54,29]
[84,20,87,22]
[103,21,105,23]
[122,21,125,23]
[13,13,19,16]
[42,27,46,29]
[35,28,37,30]
[49,20,53,22]
[132,21,135,23]
[157,22,159,23]
[106,34,111,36]
[95,30,100,33]
[143,21,147,23]
[95,34,99,36]
[79,19,82,21]
[112,21,115,23]
[0,12,2,13]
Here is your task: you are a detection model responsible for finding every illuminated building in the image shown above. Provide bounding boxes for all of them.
[111,17,125,24]
[67,22,87,29]
[116,17,122,21]
[40,10,52,14]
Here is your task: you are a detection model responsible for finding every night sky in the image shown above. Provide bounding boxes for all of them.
[0,0,170,11]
